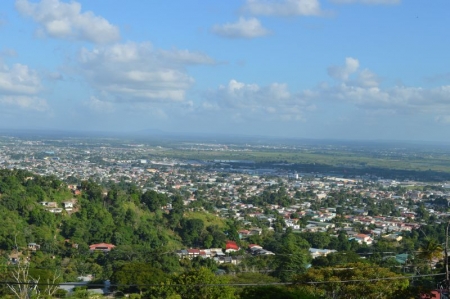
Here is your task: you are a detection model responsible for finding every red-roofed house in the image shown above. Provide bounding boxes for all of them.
[225,241,240,253]
[187,249,200,258]
[354,234,373,245]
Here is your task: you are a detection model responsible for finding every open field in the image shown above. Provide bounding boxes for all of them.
[149,146,450,174]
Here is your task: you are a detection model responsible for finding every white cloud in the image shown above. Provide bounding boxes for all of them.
[319,60,450,116]
[327,57,360,81]
[83,96,114,113]
[203,79,311,121]
[78,42,215,102]
[327,58,381,88]
[331,0,400,4]
[243,0,323,16]
[15,0,120,44]
[0,63,41,95]
[267,57,450,128]
[356,69,380,88]
[0,62,49,111]
[212,17,270,39]
[0,95,48,111]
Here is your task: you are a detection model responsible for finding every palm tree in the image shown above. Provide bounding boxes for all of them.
[417,238,443,271]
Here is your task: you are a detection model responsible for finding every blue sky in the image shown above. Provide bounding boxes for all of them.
[0,0,449,141]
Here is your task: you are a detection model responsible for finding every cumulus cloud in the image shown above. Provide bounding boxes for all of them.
[316,58,450,118]
[78,42,215,102]
[242,0,323,16]
[331,0,400,4]
[203,79,313,121]
[327,57,360,81]
[356,69,380,88]
[15,0,120,44]
[212,17,270,39]
[327,57,381,88]
[0,62,49,111]
[319,84,450,116]
[0,63,42,95]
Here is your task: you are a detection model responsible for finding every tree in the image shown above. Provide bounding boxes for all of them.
[240,286,317,299]
[178,218,204,247]
[80,180,103,203]
[295,262,409,299]
[225,220,240,245]
[190,256,218,272]
[311,251,363,268]
[173,267,236,299]
[417,238,443,271]
[301,232,331,249]
[206,225,227,248]
[7,261,40,299]
[416,205,430,222]
[167,195,184,230]
[111,262,169,295]
[141,190,167,212]
[273,250,309,282]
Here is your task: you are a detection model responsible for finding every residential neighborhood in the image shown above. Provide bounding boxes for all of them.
[2,136,450,264]
[2,136,450,298]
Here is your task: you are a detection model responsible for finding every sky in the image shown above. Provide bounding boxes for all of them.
[0,0,449,141]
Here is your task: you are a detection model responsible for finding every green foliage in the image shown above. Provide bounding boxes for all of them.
[240,286,318,299]
[167,195,184,230]
[230,272,279,285]
[173,267,236,299]
[226,220,240,245]
[417,237,443,270]
[0,207,27,250]
[295,262,409,299]
[300,232,331,249]
[311,251,364,268]
[80,180,103,203]
[263,231,311,281]
[111,262,169,294]
[416,204,430,222]
[150,145,450,178]
[273,250,310,282]
[141,190,167,212]
[178,219,204,247]
[245,187,295,207]
[265,230,310,254]
[189,256,218,272]
[184,211,226,229]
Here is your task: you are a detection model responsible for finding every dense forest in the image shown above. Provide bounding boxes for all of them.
[0,169,447,298]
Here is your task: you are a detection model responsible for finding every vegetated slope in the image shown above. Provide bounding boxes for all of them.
[0,169,228,281]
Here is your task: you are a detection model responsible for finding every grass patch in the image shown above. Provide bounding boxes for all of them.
[184,211,226,229]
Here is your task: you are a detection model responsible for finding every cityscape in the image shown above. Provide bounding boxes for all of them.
[1,0,449,298]
[1,134,450,297]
